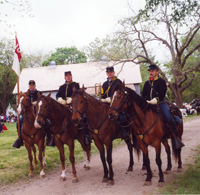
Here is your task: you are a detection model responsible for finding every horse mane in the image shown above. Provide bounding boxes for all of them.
[125,86,158,113]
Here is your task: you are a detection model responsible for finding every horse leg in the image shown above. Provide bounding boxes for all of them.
[77,138,91,170]
[124,138,134,171]
[38,140,45,178]
[25,142,34,177]
[32,145,37,167]
[68,140,79,183]
[56,142,66,181]
[138,142,152,185]
[43,142,47,166]
[162,140,172,173]
[176,148,182,171]
[155,143,165,186]
[105,141,114,186]
[94,139,108,183]
[142,152,147,170]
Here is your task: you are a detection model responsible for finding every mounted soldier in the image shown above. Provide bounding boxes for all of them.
[56,71,91,145]
[13,80,54,148]
[101,66,129,139]
[142,64,184,149]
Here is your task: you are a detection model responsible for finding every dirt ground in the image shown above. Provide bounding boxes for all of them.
[1,117,200,195]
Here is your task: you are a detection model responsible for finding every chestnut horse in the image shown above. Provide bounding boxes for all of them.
[71,86,137,186]
[34,93,91,183]
[108,82,183,186]
[17,93,46,177]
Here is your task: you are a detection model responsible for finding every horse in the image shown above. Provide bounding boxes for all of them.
[108,82,183,186]
[34,93,91,183]
[17,92,46,177]
[71,85,138,186]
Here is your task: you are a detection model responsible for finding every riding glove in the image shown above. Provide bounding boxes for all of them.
[147,98,157,105]
[57,97,67,105]
[101,97,111,103]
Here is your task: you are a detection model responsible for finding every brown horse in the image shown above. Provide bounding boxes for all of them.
[17,93,46,177]
[71,85,137,186]
[108,82,183,186]
[34,93,91,183]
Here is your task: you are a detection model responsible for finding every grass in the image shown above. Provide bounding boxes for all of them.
[0,122,123,186]
[160,113,200,194]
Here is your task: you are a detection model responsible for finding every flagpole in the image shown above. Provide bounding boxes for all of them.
[17,75,20,139]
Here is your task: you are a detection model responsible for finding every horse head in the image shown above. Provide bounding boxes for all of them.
[17,92,31,115]
[71,85,88,126]
[34,93,51,129]
[108,81,128,121]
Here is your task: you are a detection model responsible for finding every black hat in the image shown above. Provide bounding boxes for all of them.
[106,66,114,72]
[29,80,35,85]
[64,71,72,76]
[148,64,159,71]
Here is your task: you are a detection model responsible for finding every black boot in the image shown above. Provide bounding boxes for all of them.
[121,127,129,139]
[170,121,185,149]
[84,131,92,145]
[46,133,55,146]
[13,138,23,148]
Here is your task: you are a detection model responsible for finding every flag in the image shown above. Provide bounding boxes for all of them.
[12,35,22,77]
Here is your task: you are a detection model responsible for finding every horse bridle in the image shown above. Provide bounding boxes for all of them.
[35,97,52,124]
[72,94,89,118]
[109,89,129,114]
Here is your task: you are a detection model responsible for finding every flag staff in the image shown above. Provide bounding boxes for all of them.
[12,32,23,148]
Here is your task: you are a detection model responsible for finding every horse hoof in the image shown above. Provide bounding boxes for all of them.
[28,173,34,177]
[144,181,152,186]
[164,170,171,174]
[84,166,90,170]
[142,165,147,170]
[60,176,67,181]
[102,178,108,183]
[158,182,165,187]
[40,174,45,178]
[177,168,182,172]
[107,180,114,186]
[72,178,79,183]
[127,167,133,172]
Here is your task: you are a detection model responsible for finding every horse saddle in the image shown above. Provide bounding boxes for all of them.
[158,101,182,125]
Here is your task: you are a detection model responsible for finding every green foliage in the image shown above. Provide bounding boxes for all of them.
[84,35,135,62]
[138,0,199,24]
[42,47,87,66]
[0,37,17,114]
[162,145,200,194]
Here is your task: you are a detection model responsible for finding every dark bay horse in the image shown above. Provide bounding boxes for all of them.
[108,82,183,186]
[17,93,46,177]
[71,85,137,186]
[34,93,91,183]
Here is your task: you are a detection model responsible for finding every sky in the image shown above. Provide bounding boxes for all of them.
[1,0,145,54]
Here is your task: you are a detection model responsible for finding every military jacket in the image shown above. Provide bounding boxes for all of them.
[25,89,42,103]
[56,81,80,100]
[101,76,122,99]
[142,76,167,103]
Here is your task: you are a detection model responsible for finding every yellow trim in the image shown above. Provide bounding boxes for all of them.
[101,76,117,98]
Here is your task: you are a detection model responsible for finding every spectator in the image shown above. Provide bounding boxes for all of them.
[0,122,3,133]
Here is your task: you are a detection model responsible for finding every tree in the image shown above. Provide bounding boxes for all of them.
[138,0,199,23]
[112,1,200,108]
[0,37,17,115]
[20,51,51,68]
[1,0,33,30]
[42,47,87,66]
[84,35,135,62]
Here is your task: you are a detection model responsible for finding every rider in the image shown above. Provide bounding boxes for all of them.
[56,71,91,145]
[13,80,54,148]
[142,64,184,149]
[101,66,128,139]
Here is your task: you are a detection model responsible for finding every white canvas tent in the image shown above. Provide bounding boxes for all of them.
[13,61,142,99]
